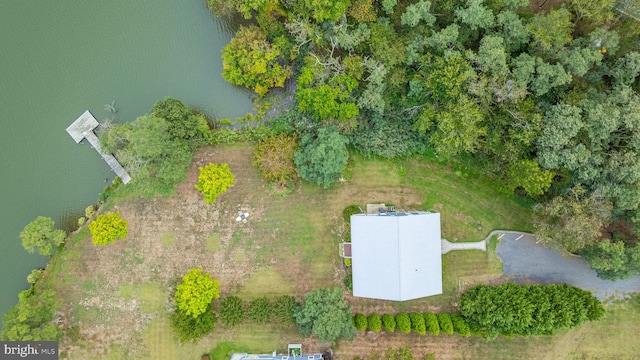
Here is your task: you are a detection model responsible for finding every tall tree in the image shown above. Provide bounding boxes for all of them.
[89,212,128,246]
[222,25,290,97]
[20,216,66,256]
[294,287,356,343]
[174,268,221,318]
[293,126,349,189]
[1,288,60,341]
[533,186,612,253]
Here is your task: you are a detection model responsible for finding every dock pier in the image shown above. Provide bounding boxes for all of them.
[66,110,131,184]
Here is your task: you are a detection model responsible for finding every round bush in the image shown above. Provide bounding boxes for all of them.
[396,313,411,333]
[354,313,368,331]
[367,313,382,332]
[382,314,396,332]
[423,312,440,336]
[437,313,454,335]
[451,313,471,336]
[410,313,426,335]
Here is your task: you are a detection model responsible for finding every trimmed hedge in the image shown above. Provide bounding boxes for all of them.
[451,313,471,336]
[382,313,396,332]
[396,313,411,333]
[410,312,426,335]
[423,312,440,336]
[367,313,382,332]
[354,313,368,331]
[437,313,454,335]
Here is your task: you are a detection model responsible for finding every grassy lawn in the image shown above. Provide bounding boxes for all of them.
[40,143,640,359]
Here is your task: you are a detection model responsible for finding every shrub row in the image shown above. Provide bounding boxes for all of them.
[352,312,470,337]
[218,295,299,326]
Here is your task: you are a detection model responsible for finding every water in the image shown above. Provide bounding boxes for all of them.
[0,0,252,323]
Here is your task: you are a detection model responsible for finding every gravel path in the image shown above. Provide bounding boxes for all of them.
[497,233,640,300]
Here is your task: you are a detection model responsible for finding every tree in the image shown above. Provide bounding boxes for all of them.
[347,0,376,23]
[1,288,60,341]
[459,283,604,339]
[219,296,245,326]
[170,307,216,343]
[534,186,612,253]
[89,212,128,246]
[401,0,436,28]
[196,163,235,204]
[300,0,350,23]
[415,96,487,157]
[222,25,290,97]
[294,287,356,343]
[100,99,205,197]
[567,0,616,27]
[580,240,640,280]
[455,0,495,31]
[527,8,574,53]
[253,134,298,183]
[294,126,349,189]
[174,268,220,318]
[505,159,554,196]
[20,216,66,256]
[151,97,211,149]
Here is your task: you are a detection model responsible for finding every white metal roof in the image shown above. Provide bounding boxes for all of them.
[350,212,442,301]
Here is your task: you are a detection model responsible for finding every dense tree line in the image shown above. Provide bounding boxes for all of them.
[459,283,604,339]
[211,0,640,279]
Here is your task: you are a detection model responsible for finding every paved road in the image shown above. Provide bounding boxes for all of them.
[496,233,640,300]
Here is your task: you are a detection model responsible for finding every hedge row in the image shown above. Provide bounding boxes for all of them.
[218,295,299,326]
[352,312,470,337]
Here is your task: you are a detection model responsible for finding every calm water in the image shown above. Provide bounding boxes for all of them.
[0,0,251,323]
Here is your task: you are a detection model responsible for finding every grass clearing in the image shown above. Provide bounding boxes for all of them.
[205,234,221,252]
[236,267,295,299]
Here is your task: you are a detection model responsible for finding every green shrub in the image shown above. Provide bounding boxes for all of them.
[450,313,471,336]
[195,163,235,204]
[247,297,271,324]
[437,313,454,335]
[382,314,396,332]
[218,296,244,326]
[272,295,299,324]
[367,313,382,332]
[423,312,440,336]
[396,313,411,333]
[354,313,368,331]
[343,269,353,290]
[410,312,426,335]
[344,258,352,266]
[343,205,361,223]
[170,308,216,343]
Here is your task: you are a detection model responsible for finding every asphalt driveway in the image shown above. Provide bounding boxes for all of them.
[497,233,640,300]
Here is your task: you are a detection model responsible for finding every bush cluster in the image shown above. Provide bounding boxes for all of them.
[352,311,470,337]
[217,295,300,327]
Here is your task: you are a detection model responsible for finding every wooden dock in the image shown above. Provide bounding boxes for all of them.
[66,110,131,184]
